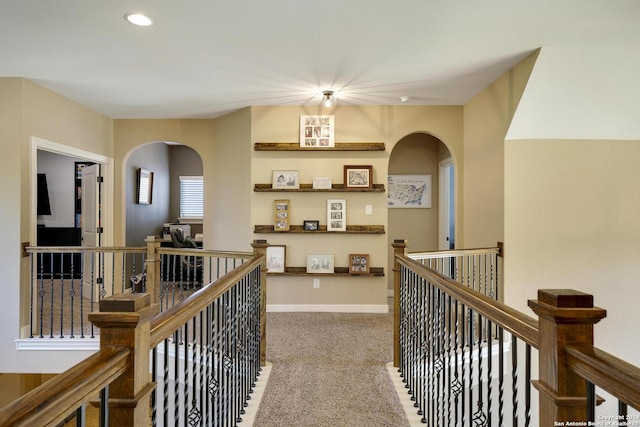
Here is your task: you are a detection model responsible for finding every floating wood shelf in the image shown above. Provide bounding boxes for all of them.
[254,225,385,234]
[254,142,385,151]
[268,266,384,277]
[254,183,385,192]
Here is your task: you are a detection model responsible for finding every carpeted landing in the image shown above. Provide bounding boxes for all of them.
[251,311,411,427]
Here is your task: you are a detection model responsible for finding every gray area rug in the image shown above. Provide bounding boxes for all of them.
[253,312,410,427]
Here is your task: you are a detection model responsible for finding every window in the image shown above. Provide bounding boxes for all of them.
[179,176,203,219]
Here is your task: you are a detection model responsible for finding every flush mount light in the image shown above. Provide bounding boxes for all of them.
[322,90,335,108]
[125,13,154,27]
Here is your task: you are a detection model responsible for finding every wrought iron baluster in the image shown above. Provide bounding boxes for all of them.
[511,334,519,427]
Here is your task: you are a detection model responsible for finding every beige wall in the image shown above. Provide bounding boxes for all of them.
[462,51,538,248]
[250,105,462,309]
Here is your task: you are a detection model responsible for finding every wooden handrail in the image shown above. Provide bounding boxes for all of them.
[0,345,130,426]
[156,247,252,258]
[396,253,539,348]
[150,255,263,348]
[566,343,640,410]
[27,246,146,253]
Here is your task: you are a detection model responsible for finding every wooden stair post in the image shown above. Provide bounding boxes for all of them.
[392,239,407,368]
[252,239,269,366]
[89,293,159,425]
[528,289,606,425]
[145,236,162,305]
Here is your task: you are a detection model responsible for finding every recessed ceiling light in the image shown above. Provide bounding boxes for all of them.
[125,13,154,27]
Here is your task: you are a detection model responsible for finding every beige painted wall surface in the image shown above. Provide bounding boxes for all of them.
[250,105,462,308]
[462,51,537,249]
[505,139,640,367]
[113,119,215,246]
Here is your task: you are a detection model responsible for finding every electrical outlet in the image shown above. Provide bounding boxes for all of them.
[365,205,373,215]
[313,278,320,288]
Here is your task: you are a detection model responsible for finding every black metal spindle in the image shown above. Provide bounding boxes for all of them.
[525,344,531,427]
[99,385,109,427]
[511,335,519,427]
[587,381,595,423]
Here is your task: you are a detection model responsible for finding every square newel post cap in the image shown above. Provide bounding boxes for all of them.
[528,289,607,324]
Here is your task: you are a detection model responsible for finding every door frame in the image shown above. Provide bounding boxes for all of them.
[30,136,114,248]
[438,157,454,250]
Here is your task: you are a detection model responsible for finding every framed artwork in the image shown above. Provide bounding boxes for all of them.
[387,174,432,208]
[303,220,320,231]
[306,254,334,274]
[274,199,290,231]
[266,245,286,273]
[272,170,300,189]
[344,165,372,189]
[327,199,346,231]
[349,254,370,275]
[312,176,332,190]
[137,168,154,204]
[300,115,334,147]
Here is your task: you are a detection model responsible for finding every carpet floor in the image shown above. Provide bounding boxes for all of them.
[252,311,410,427]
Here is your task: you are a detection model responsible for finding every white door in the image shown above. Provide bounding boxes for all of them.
[81,164,101,299]
[438,158,455,250]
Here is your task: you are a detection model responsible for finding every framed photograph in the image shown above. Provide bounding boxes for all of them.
[312,176,332,190]
[272,170,300,189]
[300,115,334,147]
[306,254,334,274]
[274,199,290,231]
[266,245,286,273]
[137,168,154,204]
[327,199,346,231]
[344,165,372,189]
[387,174,432,208]
[349,254,370,275]
[303,220,320,231]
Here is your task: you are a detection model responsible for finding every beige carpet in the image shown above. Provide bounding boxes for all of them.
[253,311,410,427]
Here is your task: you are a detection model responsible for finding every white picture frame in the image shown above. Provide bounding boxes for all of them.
[266,245,286,273]
[272,170,300,189]
[387,174,432,208]
[327,198,346,231]
[306,254,334,274]
[300,115,334,147]
[312,176,332,190]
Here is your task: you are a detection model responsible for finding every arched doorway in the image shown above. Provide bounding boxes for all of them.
[387,133,454,292]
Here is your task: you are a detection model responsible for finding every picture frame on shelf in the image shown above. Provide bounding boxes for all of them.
[327,199,346,231]
[303,220,320,231]
[274,199,290,231]
[306,254,334,274]
[344,165,372,189]
[272,170,300,189]
[300,115,334,147]
[266,245,286,273]
[312,176,332,190]
[349,254,370,275]
[387,174,432,208]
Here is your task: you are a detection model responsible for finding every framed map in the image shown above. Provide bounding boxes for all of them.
[387,174,432,208]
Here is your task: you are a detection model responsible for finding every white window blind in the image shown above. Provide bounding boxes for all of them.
[179,176,203,218]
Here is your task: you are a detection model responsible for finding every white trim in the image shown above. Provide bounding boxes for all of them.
[16,338,100,352]
[387,289,394,298]
[387,362,428,426]
[267,304,389,313]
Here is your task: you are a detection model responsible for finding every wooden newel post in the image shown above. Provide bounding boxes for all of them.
[528,289,606,425]
[392,239,407,368]
[89,293,159,425]
[145,236,161,305]
[252,239,269,367]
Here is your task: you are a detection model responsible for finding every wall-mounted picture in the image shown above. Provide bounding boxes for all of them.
[344,165,372,189]
[387,174,432,208]
[300,115,334,147]
[272,170,300,189]
[303,220,320,231]
[306,254,334,274]
[137,168,154,205]
[327,199,346,231]
[266,245,286,273]
[349,254,370,275]
[274,199,290,231]
[312,176,332,190]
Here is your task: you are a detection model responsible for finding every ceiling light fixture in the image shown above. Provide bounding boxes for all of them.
[322,90,335,108]
[125,13,154,27]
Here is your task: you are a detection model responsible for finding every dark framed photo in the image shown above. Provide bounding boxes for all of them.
[344,165,372,189]
[136,168,154,204]
[349,254,370,275]
[303,220,320,231]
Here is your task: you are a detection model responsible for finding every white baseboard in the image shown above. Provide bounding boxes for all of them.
[267,304,389,313]
[387,289,394,298]
[16,338,100,351]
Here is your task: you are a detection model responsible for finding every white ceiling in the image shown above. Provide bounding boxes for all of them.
[1,1,638,119]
